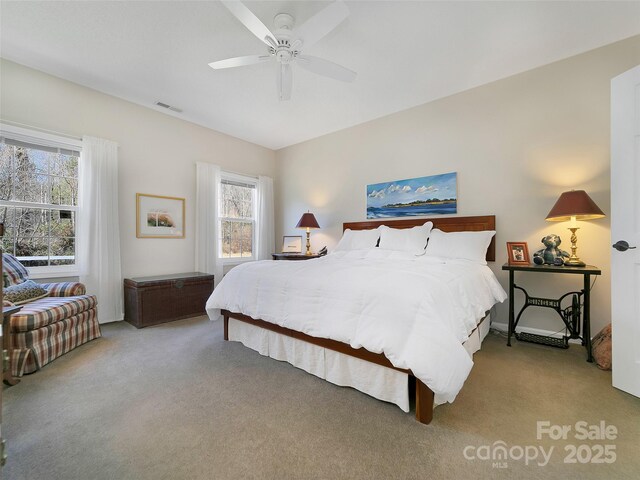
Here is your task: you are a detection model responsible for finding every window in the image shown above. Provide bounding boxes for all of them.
[219,173,257,262]
[0,125,81,276]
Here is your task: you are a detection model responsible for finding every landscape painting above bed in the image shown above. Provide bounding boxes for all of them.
[366,172,457,219]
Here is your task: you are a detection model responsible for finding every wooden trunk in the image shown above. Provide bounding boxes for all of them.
[124,272,214,328]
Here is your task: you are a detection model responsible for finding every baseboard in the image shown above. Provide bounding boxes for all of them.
[491,321,584,344]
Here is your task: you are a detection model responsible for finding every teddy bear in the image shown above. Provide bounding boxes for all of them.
[533,234,570,265]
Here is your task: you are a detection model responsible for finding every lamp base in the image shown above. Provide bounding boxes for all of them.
[565,227,586,267]
[563,258,586,267]
[305,230,312,256]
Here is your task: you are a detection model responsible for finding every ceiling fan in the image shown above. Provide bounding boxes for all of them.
[210,0,357,101]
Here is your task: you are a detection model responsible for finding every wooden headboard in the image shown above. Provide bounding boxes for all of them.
[343,215,496,262]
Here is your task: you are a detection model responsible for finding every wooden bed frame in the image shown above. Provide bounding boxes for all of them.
[222,214,496,425]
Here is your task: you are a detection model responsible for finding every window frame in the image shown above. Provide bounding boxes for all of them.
[218,171,258,265]
[0,123,82,278]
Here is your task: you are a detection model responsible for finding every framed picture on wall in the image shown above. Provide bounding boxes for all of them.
[282,235,303,253]
[136,193,185,238]
[366,172,457,219]
[506,242,530,265]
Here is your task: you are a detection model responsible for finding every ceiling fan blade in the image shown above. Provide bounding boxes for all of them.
[295,0,349,50]
[221,0,278,47]
[209,55,271,70]
[297,55,356,83]
[278,64,292,101]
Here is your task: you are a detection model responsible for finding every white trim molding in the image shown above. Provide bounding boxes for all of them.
[0,122,82,151]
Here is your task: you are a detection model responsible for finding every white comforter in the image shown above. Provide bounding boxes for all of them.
[206,249,507,403]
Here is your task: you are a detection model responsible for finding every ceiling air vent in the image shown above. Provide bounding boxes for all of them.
[154,101,183,113]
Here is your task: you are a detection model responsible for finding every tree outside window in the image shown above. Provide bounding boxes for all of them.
[0,139,78,268]
[219,177,256,260]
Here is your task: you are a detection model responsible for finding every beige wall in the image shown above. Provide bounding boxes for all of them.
[275,35,640,333]
[0,59,276,281]
[3,34,639,333]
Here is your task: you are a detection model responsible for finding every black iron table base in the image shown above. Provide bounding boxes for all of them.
[502,263,601,363]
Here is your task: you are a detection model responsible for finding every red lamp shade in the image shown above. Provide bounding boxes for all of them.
[296,212,320,229]
[545,190,605,222]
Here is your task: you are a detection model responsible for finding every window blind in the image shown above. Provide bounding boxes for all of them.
[0,136,80,157]
[221,178,256,189]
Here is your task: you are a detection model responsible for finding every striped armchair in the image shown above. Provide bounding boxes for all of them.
[2,253,101,377]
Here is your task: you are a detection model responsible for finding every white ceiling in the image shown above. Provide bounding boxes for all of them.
[2,1,639,150]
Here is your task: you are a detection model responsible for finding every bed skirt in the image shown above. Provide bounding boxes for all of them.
[227,314,491,412]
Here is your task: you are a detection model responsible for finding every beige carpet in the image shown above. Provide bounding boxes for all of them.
[3,316,639,480]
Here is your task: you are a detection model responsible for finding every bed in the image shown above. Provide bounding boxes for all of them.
[206,215,506,424]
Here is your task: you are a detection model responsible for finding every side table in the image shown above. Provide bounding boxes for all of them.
[502,263,601,362]
[272,253,321,260]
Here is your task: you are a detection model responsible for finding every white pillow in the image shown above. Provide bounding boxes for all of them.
[424,228,495,264]
[334,227,381,252]
[378,222,433,255]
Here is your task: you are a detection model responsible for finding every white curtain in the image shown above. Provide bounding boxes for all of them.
[195,162,223,285]
[256,175,275,260]
[78,136,123,323]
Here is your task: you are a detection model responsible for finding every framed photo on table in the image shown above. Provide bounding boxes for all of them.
[282,235,303,253]
[506,242,530,265]
[136,193,185,238]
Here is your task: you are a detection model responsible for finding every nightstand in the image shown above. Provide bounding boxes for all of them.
[502,263,601,362]
[272,253,321,261]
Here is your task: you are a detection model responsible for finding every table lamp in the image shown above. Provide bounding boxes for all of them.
[545,189,605,267]
[296,211,320,256]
